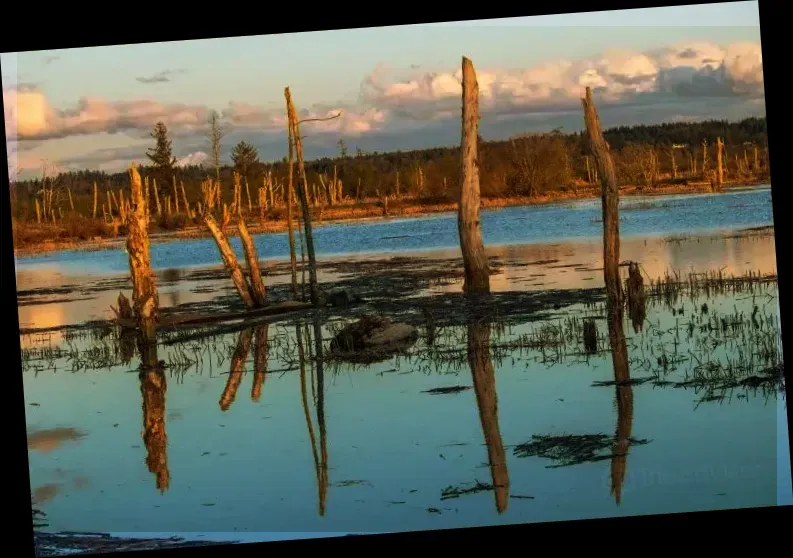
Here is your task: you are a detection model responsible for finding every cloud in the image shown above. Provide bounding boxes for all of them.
[361,41,764,122]
[6,40,765,177]
[176,151,209,167]
[136,69,187,84]
[4,85,211,142]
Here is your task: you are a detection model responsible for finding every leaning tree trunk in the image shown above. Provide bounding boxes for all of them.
[203,212,256,309]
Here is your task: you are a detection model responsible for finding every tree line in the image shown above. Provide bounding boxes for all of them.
[8,115,770,227]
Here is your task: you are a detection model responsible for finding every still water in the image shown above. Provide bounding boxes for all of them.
[19,184,788,542]
[15,185,774,276]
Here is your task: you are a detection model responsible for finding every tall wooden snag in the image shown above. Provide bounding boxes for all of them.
[126,166,159,343]
[716,137,725,187]
[581,86,622,305]
[458,57,491,294]
[237,217,267,306]
[285,87,320,306]
[92,182,98,218]
[285,112,299,297]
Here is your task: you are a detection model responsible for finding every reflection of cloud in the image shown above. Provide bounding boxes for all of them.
[27,427,87,454]
[32,483,60,504]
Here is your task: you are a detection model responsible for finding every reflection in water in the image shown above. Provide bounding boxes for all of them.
[297,320,328,516]
[27,427,86,454]
[251,326,270,402]
[606,297,633,505]
[138,335,170,493]
[467,315,510,513]
[219,330,254,412]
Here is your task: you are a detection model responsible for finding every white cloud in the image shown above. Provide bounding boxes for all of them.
[5,40,765,178]
[176,151,209,167]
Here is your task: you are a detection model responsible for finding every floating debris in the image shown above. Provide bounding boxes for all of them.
[514,434,651,468]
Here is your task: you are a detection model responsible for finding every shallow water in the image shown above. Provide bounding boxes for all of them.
[15,185,773,276]
[19,184,789,541]
[23,270,786,537]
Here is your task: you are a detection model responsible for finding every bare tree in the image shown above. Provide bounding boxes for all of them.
[207,110,225,183]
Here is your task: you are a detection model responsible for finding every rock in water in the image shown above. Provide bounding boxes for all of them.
[330,316,418,363]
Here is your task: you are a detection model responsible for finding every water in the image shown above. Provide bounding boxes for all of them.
[23,279,785,536]
[15,185,774,276]
[19,184,789,544]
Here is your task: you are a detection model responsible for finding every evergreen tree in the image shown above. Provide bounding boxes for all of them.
[146,122,177,179]
[230,141,260,181]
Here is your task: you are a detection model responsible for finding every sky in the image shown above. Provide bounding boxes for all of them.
[2,1,765,180]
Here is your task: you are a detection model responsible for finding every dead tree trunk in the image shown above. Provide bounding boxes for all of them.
[716,137,725,187]
[153,179,162,216]
[285,86,320,306]
[286,114,299,298]
[125,167,159,343]
[581,86,622,305]
[458,57,490,294]
[180,181,191,218]
[203,212,256,309]
[238,217,267,306]
[92,182,98,218]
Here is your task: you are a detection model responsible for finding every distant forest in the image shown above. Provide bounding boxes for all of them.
[9,116,770,229]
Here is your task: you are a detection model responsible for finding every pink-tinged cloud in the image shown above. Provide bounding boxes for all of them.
[4,40,765,177]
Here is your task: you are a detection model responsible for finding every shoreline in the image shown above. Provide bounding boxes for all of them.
[13,180,768,259]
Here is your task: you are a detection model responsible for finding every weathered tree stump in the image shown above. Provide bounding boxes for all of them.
[581,86,622,305]
[458,57,491,294]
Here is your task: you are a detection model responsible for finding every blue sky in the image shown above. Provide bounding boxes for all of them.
[3,2,765,178]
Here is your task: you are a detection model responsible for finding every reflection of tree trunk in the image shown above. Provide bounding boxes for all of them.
[468,319,509,513]
[138,335,169,493]
[297,323,326,516]
[313,317,328,516]
[219,329,253,412]
[606,298,633,505]
[251,326,269,402]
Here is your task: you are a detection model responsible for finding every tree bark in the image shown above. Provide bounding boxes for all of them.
[286,116,299,297]
[203,212,256,309]
[285,87,320,306]
[126,166,159,343]
[458,57,491,294]
[581,86,622,304]
[237,217,267,306]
